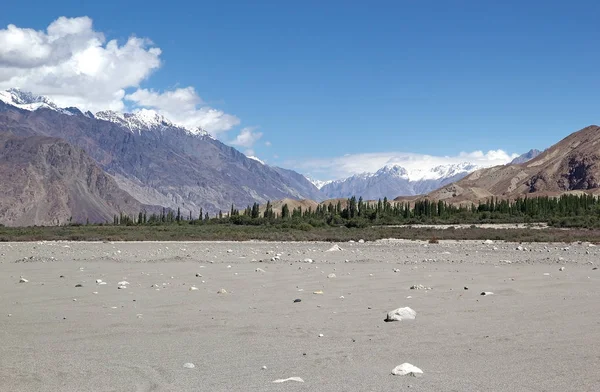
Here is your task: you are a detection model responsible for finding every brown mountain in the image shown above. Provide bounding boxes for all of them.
[427,125,600,203]
[0,134,152,226]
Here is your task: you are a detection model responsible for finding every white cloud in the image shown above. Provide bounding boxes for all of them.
[126,88,240,134]
[0,16,161,111]
[292,150,519,180]
[230,127,263,148]
[265,141,272,147]
[0,16,241,135]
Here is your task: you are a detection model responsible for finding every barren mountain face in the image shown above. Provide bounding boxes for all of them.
[0,134,153,226]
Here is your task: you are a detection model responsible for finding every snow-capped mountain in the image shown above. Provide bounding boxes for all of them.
[0,88,211,137]
[95,109,211,137]
[0,88,68,113]
[307,177,334,189]
[320,162,482,200]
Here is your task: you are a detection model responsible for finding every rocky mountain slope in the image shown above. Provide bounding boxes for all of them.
[0,134,152,226]
[0,89,323,217]
[428,125,600,203]
[319,162,480,200]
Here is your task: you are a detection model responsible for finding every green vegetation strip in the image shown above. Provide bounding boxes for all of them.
[1,224,600,243]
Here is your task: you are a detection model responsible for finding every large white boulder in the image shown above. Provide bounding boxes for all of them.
[385,307,417,322]
[392,363,423,377]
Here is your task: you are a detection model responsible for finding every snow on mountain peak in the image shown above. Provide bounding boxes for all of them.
[306,177,333,189]
[248,156,265,165]
[0,88,59,111]
[376,164,410,178]
[0,89,212,137]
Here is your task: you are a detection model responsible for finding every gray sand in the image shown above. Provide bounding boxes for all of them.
[1,240,599,391]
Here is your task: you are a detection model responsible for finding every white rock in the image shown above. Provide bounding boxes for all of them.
[480,291,494,296]
[255,268,265,272]
[318,333,324,337]
[98,282,107,285]
[516,246,524,251]
[393,268,400,273]
[559,267,565,271]
[117,285,127,289]
[272,377,304,383]
[227,249,233,253]
[217,288,228,294]
[484,239,494,244]
[195,273,202,277]
[19,277,28,283]
[358,239,365,243]
[327,273,336,279]
[261,366,267,370]
[410,284,431,290]
[96,279,103,284]
[326,244,343,252]
[118,281,129,286]
[189,286,199,291]
[183,363,195,369]
[304,258,314,263]
[385,307,417,322]
[392,363,423,377]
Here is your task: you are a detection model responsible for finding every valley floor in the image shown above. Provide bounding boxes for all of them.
[1,240,599,391]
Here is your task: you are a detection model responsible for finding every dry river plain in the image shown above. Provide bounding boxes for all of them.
[1,239,599,392]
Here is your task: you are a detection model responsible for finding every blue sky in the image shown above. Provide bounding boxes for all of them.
[1,1,599,180]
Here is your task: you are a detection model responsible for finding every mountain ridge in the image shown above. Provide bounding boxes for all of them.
[0,89,324,217]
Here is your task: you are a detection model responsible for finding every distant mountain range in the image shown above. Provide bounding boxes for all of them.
[314,162,483,200]
[510,149,542,164]
[0,88,322,225]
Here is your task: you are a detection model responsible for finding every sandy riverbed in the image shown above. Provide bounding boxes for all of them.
[1,240,599,392]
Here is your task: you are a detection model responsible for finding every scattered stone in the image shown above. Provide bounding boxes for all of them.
[393,268,400,273]
[117,285,127,289]
[318,333,324,337]
[19,277,29,283]
[95,279,103,284]
[183,363,195,369]
[559,267,565,271]
[227,249,233,253]
[304,258,314,263]
[326,244,343,252]
[410,284,431,290]
[516,246,524,251]
[464,286,469,290]
[327,273,336,279]
[272,377,304,383]
[118,281,129,286]
[543,273,551,276]
[293,299,301,303]
[189,286,199,291]
[480,291,494,296]
[392,363,423,377]
[313,290,324,295]
[385,307,417,322]
[484,240,494,244]
[195,273,202,277]
[255,268,265,273]
[261,366,267,370]
[75,284,83,288]
[358,239,365,243]
[217,288,228,294]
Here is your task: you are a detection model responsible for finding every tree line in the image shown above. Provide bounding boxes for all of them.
[110,194,600,229]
